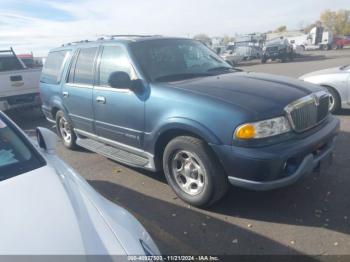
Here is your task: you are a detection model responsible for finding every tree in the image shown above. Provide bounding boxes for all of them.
[193,34,212,46]
[222,35,234,45]
[320,9,350,35]
[275,25,287,33]
[320,9,335,31]
[334,10,350,35]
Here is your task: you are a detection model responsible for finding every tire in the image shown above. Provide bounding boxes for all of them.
[289,52,294,61]
[163,136,229,207]
[55,110,77,149]
[323,86,341,114]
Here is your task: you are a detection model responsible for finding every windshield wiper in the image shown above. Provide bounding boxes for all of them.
[207,66,242,72]
[154,73,211,82]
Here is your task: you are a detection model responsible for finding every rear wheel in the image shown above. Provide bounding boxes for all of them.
[56,110,77,149]
[289,52,294,61]
[163,136,229,207]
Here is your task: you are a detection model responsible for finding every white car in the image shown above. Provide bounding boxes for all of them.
[0,111,159,255]
[220,51,244,66]
[299,65,350,113]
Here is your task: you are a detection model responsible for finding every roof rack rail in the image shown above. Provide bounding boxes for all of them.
[61,35,162,46]
[97,34,162,40]
[61,39,90,47]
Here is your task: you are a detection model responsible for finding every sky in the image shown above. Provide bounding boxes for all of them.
[0,0,348,56]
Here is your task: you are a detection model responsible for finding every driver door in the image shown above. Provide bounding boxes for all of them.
[93,44,145,148]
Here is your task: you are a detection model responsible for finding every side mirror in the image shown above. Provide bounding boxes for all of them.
[36,127,57,153]
[108,71,131,89]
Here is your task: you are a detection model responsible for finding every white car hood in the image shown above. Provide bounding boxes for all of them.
[0,165,124,255]
[300,66,343,79]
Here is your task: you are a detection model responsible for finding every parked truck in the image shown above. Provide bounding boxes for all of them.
[0,48,41,111]
[287,26,333,51]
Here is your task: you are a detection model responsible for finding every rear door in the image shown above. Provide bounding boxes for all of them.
[62,47,98,133]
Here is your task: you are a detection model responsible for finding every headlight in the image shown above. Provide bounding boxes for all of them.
[234,116,291,139]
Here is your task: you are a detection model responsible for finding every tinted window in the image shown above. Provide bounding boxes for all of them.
[67,51,78,83]
[41,50,69,84]
[0,115,45,181]
[0,56,24,72]
[73,47,97,85]
[98,46,134,86]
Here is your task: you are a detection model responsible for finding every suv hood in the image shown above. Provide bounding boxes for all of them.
[166,71,322,118]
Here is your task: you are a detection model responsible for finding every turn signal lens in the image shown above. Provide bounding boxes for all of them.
[234,116,291,140]
[235,124,255,139]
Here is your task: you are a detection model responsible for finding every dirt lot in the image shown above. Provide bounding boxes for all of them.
[7,49,350,257]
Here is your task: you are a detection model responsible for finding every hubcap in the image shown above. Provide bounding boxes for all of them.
[171,150,205,196]
[59,117,72,143]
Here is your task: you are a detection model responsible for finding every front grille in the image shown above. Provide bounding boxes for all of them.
[285,91,330,132]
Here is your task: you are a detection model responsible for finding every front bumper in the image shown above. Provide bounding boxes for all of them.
[210,115,340,191]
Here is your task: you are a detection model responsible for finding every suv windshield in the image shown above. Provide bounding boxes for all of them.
[130,39,234,82]
[0,114,45,181]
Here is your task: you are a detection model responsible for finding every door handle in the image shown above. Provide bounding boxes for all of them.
[96,96,106,104]
[62,91,69,98]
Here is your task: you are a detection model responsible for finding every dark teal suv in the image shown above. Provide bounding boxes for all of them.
[40,35,339,207]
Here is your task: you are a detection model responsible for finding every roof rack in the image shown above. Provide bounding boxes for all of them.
[97,34,162,40]
[61,39,90,47]
[62,35,162,46]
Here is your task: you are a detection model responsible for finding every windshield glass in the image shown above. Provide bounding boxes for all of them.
[130,39,234,82]
[0,114,45,181]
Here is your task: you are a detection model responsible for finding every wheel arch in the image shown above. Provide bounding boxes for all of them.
[50,98,69,120]
[152,120,222,170]
[320,84,342,111]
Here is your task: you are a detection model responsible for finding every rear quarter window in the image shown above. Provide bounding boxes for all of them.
[41,50,70,84]
[69,47,98,85]
[0,56,24,72]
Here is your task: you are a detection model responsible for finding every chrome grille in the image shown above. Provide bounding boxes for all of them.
[285,91,330,132]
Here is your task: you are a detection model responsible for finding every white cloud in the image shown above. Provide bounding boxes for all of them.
[0,0,347,56]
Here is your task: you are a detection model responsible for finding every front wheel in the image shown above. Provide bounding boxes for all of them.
[323,86,341,113]
[56,110,77,149]
[163,136,229,207]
